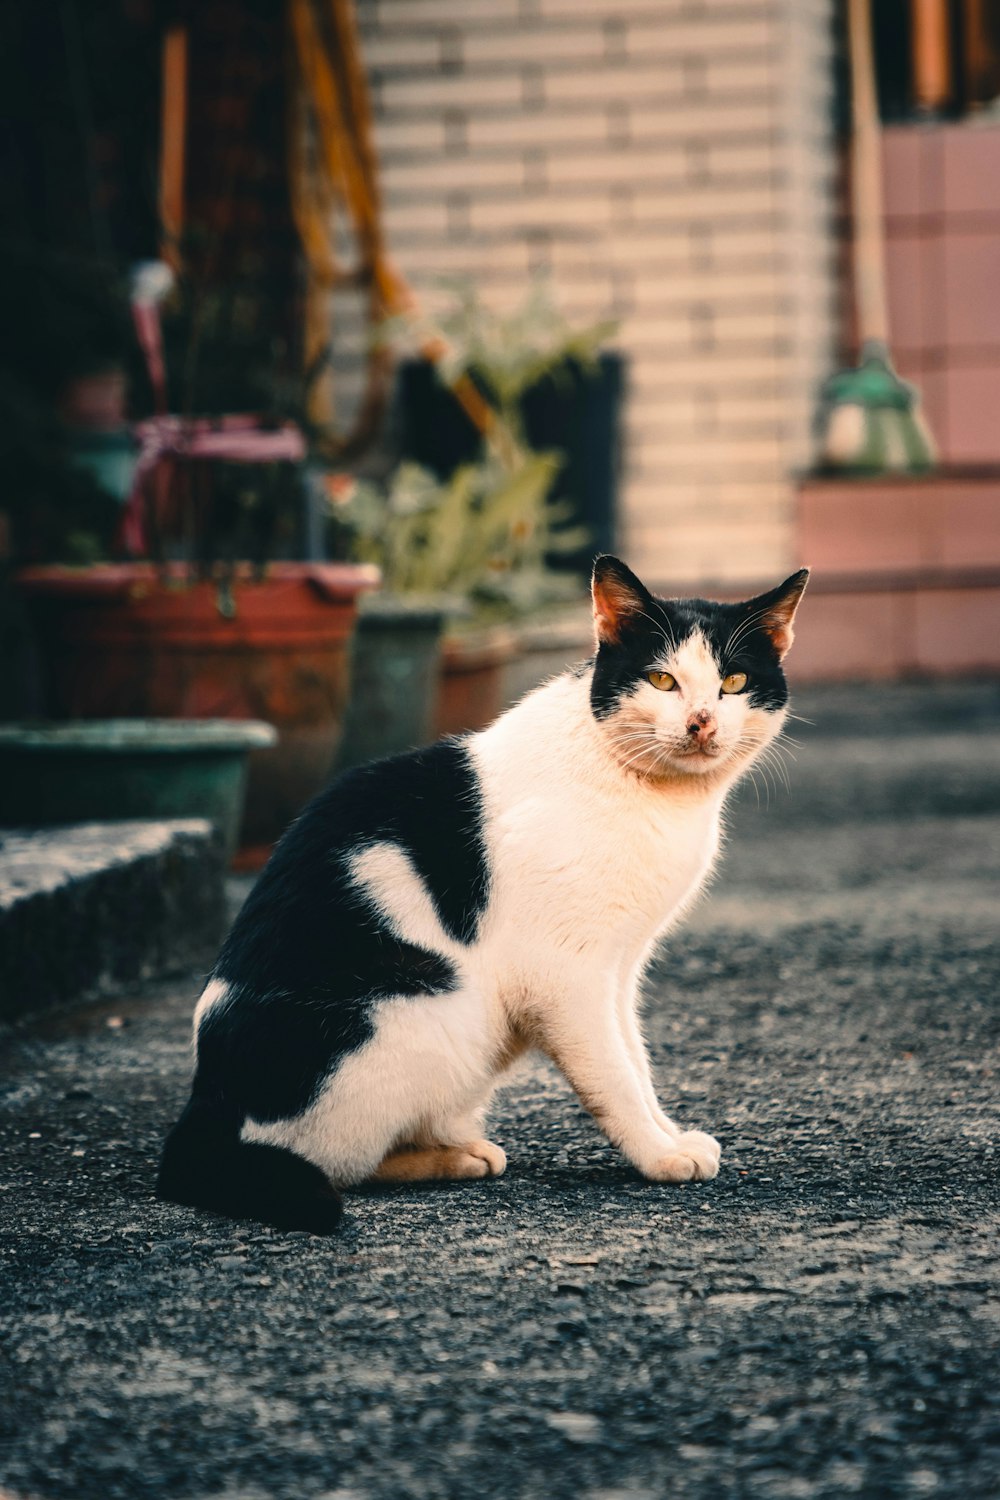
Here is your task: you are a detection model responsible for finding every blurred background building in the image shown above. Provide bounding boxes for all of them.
[2,0,999,693]
[355,0,838,588]
[350,0,1000,683]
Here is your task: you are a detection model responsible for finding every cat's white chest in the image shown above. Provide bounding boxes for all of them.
[472,685,724,967]
[494,786,718,942]
[616,794,721,920]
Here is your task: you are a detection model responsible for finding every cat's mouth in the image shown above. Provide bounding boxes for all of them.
[668,741,727,772]
[614,733,732,778]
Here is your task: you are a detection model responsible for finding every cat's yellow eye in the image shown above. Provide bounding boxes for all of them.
[721,672,748,694]
[647,670,677,692]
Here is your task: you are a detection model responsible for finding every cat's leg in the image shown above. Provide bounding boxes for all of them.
[538,977,720,1183]
[615,970,677,1134]
[615,977,721,1173]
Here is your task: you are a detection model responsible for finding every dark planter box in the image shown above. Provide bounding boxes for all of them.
[394,353,625,570]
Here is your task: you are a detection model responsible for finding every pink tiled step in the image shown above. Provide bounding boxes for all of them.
[786,471,1000,681]
[785,579,1000,683]
[796,473,1000,575]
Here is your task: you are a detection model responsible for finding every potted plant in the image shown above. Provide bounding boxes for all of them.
[329,386,592,751]
[374,281,620,725]
[16,556,379,852]
[7,257,378,856]
[392,279,623,573]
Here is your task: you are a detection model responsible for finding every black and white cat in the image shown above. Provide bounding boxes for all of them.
[157,555,808,1234]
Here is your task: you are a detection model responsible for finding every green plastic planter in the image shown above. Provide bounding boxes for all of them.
[334,599,447,771]
[0,719,277,860]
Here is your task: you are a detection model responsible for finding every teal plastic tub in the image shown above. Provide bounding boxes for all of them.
[0,719,277,860]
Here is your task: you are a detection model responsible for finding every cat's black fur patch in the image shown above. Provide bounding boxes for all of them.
[157,1096,344,1235]
[591,576,792,719]
[202,738,490,1122]
[157,739,490,1232]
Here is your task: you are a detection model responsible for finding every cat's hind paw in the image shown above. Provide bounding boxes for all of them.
[371,1139,507,1183]
[645,1130,721,1183]
[465,1138,507,1177]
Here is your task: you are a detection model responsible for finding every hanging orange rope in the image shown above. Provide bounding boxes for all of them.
[287,0,496,459]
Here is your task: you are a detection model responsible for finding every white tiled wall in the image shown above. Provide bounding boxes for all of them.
[352,0,838,587]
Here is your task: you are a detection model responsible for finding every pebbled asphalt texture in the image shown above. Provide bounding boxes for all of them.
[1,681,998,1500]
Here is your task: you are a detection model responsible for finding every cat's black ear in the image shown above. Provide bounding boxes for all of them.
[592,555,655,645]
[741,568,810,659]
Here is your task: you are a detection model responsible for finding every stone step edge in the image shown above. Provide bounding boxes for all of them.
[0,821,226,1025]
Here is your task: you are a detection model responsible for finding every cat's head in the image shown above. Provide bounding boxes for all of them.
[589,555,809,783]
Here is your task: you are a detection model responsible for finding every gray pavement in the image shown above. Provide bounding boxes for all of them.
[1,682,998,1500]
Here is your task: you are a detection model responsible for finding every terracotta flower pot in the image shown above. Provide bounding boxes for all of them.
[16,562,379,850]
[435,625,519,738]
[501,606,593,709]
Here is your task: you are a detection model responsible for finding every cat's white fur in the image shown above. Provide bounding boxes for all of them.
[215,626,787,1189]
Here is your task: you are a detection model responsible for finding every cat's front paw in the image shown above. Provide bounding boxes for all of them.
[645,1130,721,1183]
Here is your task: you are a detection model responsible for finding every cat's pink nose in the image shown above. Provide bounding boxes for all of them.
[686,711,716,744]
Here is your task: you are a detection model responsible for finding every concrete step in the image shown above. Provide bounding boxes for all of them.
[0,822,226,1024]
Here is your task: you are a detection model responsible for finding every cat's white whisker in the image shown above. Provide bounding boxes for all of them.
[633,607,677,657]
[759,749,791,794]
[722,602,773,659]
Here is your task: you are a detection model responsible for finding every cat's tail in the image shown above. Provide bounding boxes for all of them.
[155,1095,344,1236]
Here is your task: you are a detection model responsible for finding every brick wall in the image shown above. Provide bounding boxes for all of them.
[354,0,838,588]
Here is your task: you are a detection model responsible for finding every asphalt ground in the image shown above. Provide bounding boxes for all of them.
[1,681,998,1500]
